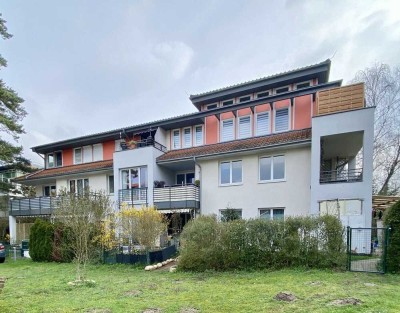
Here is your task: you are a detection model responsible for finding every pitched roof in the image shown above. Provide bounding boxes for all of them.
[157,128,312,162]
[189,59,331,100]
[14,160,113,182]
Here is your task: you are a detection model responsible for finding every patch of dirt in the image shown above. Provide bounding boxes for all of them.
[84,309,112,313]
[274,292,297,302]
[142,309,162,313]
[0,277,5,293]
[124,290,142,297]
[330,298,362,306]
[180,308,200,313]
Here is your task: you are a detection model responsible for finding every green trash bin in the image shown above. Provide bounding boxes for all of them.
[21,240,29,257]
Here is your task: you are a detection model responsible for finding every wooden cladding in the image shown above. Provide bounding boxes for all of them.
[316,83,365,115]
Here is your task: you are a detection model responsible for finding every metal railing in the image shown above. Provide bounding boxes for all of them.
[120,140,167,153]
[320,168,363,184]
[118,188,148,207]
[9,196,56,216]
[153,184,200,210]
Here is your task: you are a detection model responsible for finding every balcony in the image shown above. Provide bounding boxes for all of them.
[120,139,167,153]
[154,184,200,210]
[320,168,363,184]
[316,83,364,116]
[9,196,56,216]
[118,188,148,207]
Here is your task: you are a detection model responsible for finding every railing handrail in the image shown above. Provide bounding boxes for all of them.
[320,167,363,183]
[154,183,198,188]
[321,168,363,174]
[119,140,167,153]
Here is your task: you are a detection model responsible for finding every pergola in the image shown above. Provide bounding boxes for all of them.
[372,195,400,212]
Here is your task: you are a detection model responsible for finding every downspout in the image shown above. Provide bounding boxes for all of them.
[193,156,201,218]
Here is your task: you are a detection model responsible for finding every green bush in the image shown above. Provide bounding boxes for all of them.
[384,200,400,273]
[179,215,346,271]
[29,219,54,262]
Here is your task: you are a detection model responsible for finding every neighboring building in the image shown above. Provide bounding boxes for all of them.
[10,60,374,243]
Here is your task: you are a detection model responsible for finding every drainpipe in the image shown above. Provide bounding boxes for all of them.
[193,156,201,218]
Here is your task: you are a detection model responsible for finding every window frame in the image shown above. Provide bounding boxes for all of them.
[43,185,56,197]
[219,160,243,186]
[295,80,312,90]
[194,125,204,146]
[274,107,290,133]
[120,167,148,190]
[256,90,271,98]
[255,111,270,136]
[274,85,290,94]
[172,129,181,149]
[69,178,89,195]
[206,103,218,110]
[176,172,195,185]
[259,155,286,183]
[221,99,234,107]
[46,151,63,168]
[237,115,252,139]
[108,175,114,195]
[220,118,235,142]
[183,127,192,148]
[238,95,252,103]
[74,148,83,164]
[259,208,285,220]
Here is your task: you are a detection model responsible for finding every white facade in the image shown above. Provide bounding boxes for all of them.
[310,107,375,228]
[198,145,311,219]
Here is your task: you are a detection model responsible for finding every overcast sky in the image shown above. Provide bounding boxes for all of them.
[2,0,400,166]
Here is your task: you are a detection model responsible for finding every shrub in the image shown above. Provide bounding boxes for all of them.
[384,200,400,273]
[179,215,346,271]
[29,219,54,262]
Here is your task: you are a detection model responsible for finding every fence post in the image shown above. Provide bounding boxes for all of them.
[383,226,390,274]
[346,226,351,271]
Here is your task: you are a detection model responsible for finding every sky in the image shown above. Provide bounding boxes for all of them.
[1,0,400,167]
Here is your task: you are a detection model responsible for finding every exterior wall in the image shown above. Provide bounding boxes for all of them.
[205,116,218,144]
[155,127,168,148]
[310,107,375,228]
[103,140,115,160]
[294,95,312,130]
[63,148,73,166]
[199,146,311,219]
[55,171,112,194]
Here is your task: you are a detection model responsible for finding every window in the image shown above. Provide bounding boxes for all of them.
[238,116,251,139]
[221,119,234,142]
[260,208,284,220]
[176,172,195,185]
[256,112,270,136]
[93,144,103,161]
[274,108,289,132]
[275,86,290,94]
[222,99,234,106]
[108,175,114,194]
[220,209,242,221]
[220,160,242,185]
[121,167,147,189]
[195,126,203,146]
[206,103,218,110]
[46,151,62,168]
[257,91,270,98]
[295,81,311,89]
[259,155,285,181]
[183,128,192,148]
[173,130,181,149]
[239,95,251,103]
[69,178,89,195]
[74,148,82,164]
[43,185,56,197]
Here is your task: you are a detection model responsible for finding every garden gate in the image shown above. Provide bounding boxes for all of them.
[347,227,390,273]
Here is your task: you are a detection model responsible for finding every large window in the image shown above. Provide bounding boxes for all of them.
[238,116,251,139]
[195,125,203,146]
[121,167,147,189]
[259,208,284,220]
[221,119,234,142]
[183,128,192,148]
[73,144,104,164]
[108,175,114,194]
[256,112,270,136]
[43,185,56,197]
[220,160,242,185]
[274,108,289,132]
[173,130,181,149]
[46,151,62,168]
[69,178,89,195]
[176,172,195,185]
[74,148,82,164]
[259,155,285,182]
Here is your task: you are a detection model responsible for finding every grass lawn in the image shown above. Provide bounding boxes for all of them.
[1,259,399,313]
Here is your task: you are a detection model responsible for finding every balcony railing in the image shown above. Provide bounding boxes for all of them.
[120,139,167,153]
[320,168,363,184]
[316,83,365,116]
[118,188,148,207]
[153,184,200,210]
[9,196,56,216]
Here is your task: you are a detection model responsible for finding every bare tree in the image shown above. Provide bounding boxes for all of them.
[352,63,400,195]
[53,189,112,282]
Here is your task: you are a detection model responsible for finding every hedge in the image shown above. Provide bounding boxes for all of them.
[384,200,400,273]
[179,215,346,271]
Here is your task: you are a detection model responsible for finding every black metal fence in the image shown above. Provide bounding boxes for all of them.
[320,168,363,184]
[347,227,390,273]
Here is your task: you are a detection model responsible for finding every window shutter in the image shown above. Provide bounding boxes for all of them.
[183,128,191,147]
[195,126,203,146]
[256,112,270,136]
[238,116,251,139]
[221,120,234,142]
[275,108,289,132]
[83,146,93,163]
[173,130,180,149]
[93,144,103,161]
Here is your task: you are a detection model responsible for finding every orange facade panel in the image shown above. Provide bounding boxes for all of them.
[294,95,312,129]
[63,148,73,166]
[103,140,115,160]
[316,83,364,115]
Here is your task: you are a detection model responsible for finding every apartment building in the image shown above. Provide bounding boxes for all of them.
[9,59,374,242]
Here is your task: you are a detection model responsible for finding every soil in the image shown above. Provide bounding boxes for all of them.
[274,292,297,302]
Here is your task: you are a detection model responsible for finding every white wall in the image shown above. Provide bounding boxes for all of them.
[310,107,375,228]
[198,146,311,219]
